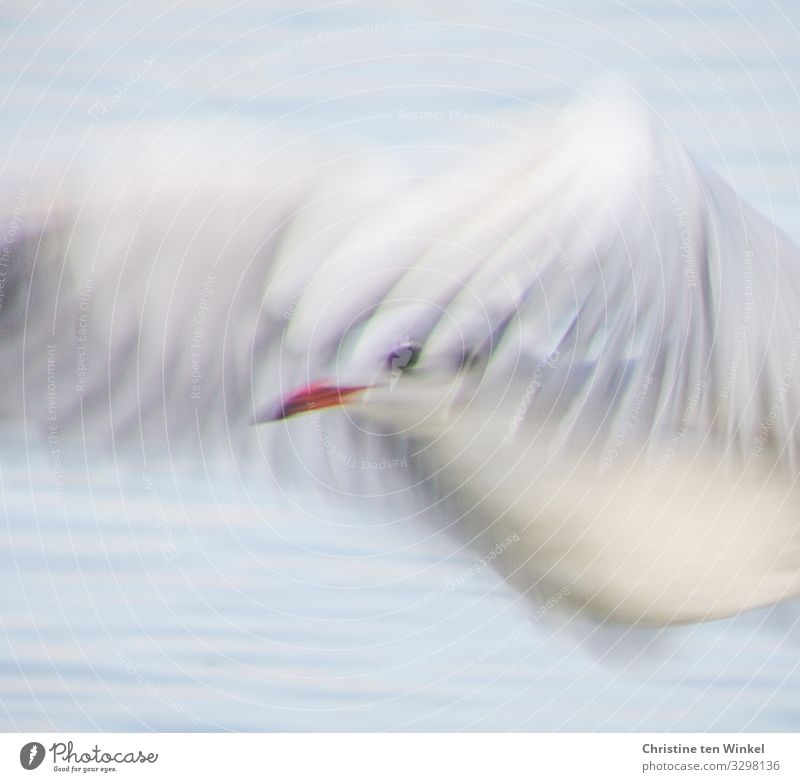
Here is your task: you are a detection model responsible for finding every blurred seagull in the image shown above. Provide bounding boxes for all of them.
[4,90,799,628]
[261,92,800,626]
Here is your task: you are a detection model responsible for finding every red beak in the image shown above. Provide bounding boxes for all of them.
[261,381,371,422]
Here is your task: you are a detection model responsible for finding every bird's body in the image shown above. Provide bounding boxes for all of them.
[4,91,800,626]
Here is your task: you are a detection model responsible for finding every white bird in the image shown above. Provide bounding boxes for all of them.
[4,90,800,627]
[260,92,800,626]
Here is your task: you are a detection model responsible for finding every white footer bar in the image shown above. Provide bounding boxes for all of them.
[1,733,796,781]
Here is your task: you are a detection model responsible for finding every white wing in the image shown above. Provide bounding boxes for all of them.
[268,91,800,624]
[272,91,800,471]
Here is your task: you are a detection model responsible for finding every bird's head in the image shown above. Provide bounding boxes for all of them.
[254,338,474,434]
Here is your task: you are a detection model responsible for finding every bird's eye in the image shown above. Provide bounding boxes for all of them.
[386,342,421,371]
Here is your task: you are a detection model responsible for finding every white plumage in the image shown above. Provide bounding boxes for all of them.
[266,91,800,625]
[5,90,800,627]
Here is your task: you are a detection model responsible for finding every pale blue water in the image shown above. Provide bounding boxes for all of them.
[1,0,799,731]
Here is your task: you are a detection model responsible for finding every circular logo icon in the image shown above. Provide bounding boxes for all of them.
[20,742,45,770]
